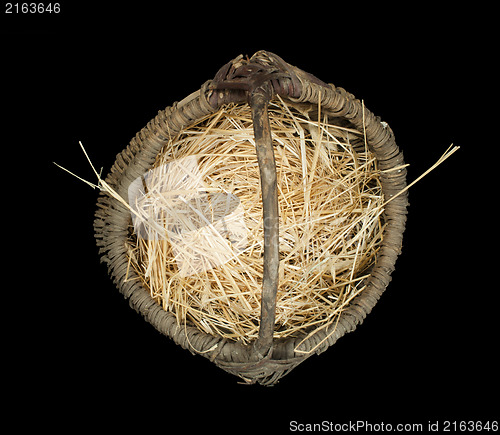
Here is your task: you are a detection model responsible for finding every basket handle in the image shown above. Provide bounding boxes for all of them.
[249,87,279,358]
[210,55,282,359]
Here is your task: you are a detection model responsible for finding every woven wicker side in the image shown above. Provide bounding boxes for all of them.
[94,83,236,358]
[94,51,408,385]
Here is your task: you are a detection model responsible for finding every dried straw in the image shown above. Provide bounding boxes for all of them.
[127,98,386,344]
[55,98,459,348]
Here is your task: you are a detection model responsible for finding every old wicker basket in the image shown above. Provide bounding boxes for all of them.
[94,50,408,385]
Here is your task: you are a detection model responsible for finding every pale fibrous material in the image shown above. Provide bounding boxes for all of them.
[126,98,387,344]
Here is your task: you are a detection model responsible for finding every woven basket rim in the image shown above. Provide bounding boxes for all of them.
[94,51,408,385]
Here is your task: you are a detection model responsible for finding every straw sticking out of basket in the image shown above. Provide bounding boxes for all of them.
[55,108,458,347]
[54,50,462,385]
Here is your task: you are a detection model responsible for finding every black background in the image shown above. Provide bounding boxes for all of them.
[3,2,497,432]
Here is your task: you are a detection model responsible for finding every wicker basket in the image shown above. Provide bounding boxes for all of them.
[94,51,408,385]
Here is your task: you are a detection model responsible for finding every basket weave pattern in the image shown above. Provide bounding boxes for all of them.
[94,51,408,385]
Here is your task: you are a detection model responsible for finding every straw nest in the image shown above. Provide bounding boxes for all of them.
[126,97,385,345]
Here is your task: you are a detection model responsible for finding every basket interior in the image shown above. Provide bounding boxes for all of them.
[125,97,385,345]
